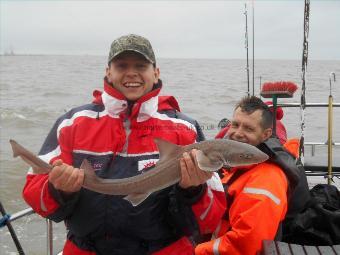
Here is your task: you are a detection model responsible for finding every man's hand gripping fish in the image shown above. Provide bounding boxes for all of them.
[10,138,268,206]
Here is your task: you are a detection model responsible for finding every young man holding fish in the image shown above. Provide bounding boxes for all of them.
[22,34,227,255]
[195,96,289,255]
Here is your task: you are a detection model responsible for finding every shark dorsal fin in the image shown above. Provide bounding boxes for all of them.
[154,138,181,162]
[80,159,101,186]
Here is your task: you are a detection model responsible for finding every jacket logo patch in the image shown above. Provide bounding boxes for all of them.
[93,162,104,171]
[138,159,159,171]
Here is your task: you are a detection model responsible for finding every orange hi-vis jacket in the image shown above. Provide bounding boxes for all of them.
[283,138,300,158]
[195,161,288,255]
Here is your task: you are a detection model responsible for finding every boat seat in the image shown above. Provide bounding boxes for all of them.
[260,240,340,255]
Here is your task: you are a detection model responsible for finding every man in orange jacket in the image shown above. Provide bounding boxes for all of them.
[195,96,288,255]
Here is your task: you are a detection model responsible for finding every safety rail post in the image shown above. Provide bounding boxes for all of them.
[327,72,336,184]
[47,219,53,255]
[311,144,315,156]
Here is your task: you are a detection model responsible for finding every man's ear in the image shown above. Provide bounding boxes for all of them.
[263,128,273,141]
[154,67,160,82]
[105,66,110,76]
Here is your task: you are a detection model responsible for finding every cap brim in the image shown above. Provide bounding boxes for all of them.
[108,49,155,64]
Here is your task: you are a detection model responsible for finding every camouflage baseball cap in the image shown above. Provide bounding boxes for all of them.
[108,34,156,64]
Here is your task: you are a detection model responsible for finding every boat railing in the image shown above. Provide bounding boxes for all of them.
[0,205,56,255]
[277,101,339,161]
[305,142,340,156]
[277,102,340,107]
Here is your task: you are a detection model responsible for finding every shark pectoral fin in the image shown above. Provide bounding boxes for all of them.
[124,192,152,207]
[196,150,224,172]
[154,138,182,163]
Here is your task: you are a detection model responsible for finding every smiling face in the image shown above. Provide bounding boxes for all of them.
[106,51,160,101]
[227,107,272,146]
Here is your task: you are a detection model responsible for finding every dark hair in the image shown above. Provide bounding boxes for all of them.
[235,96,273,129]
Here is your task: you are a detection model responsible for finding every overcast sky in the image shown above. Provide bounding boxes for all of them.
[1,0,339,60]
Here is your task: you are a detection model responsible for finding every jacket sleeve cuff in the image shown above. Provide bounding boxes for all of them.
[175,183,207,205]
[48,182,79,206]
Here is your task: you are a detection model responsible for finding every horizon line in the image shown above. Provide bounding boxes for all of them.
[0,53,339,62]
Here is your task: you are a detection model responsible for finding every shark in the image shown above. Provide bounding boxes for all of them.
[10,138,269,206]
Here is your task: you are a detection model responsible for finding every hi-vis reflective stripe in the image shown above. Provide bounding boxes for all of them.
[213,238,221,255]
[243,187,281,205]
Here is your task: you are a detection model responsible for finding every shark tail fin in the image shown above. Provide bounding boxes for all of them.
[9,139,51,174]
[9,139,21,158]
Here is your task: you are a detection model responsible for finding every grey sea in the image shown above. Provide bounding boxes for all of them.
[1,56,340,254]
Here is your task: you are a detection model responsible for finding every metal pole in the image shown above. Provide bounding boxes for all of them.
[327,72,336,184]
[277,102,340,108]
[327,94,333,184]
[46,219,53,255]
[8,208,34,222]
[311,144,315,156]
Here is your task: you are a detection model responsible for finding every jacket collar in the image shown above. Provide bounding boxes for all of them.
[100,77,162,121]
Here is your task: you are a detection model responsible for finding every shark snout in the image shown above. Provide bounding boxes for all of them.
[253,150,269,163]
[226,148,269,167]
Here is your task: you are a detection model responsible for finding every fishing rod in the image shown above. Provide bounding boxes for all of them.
[244,3,250,96]
[252,0,255,96]
[298,0,310,165]
[0,201,27,255]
